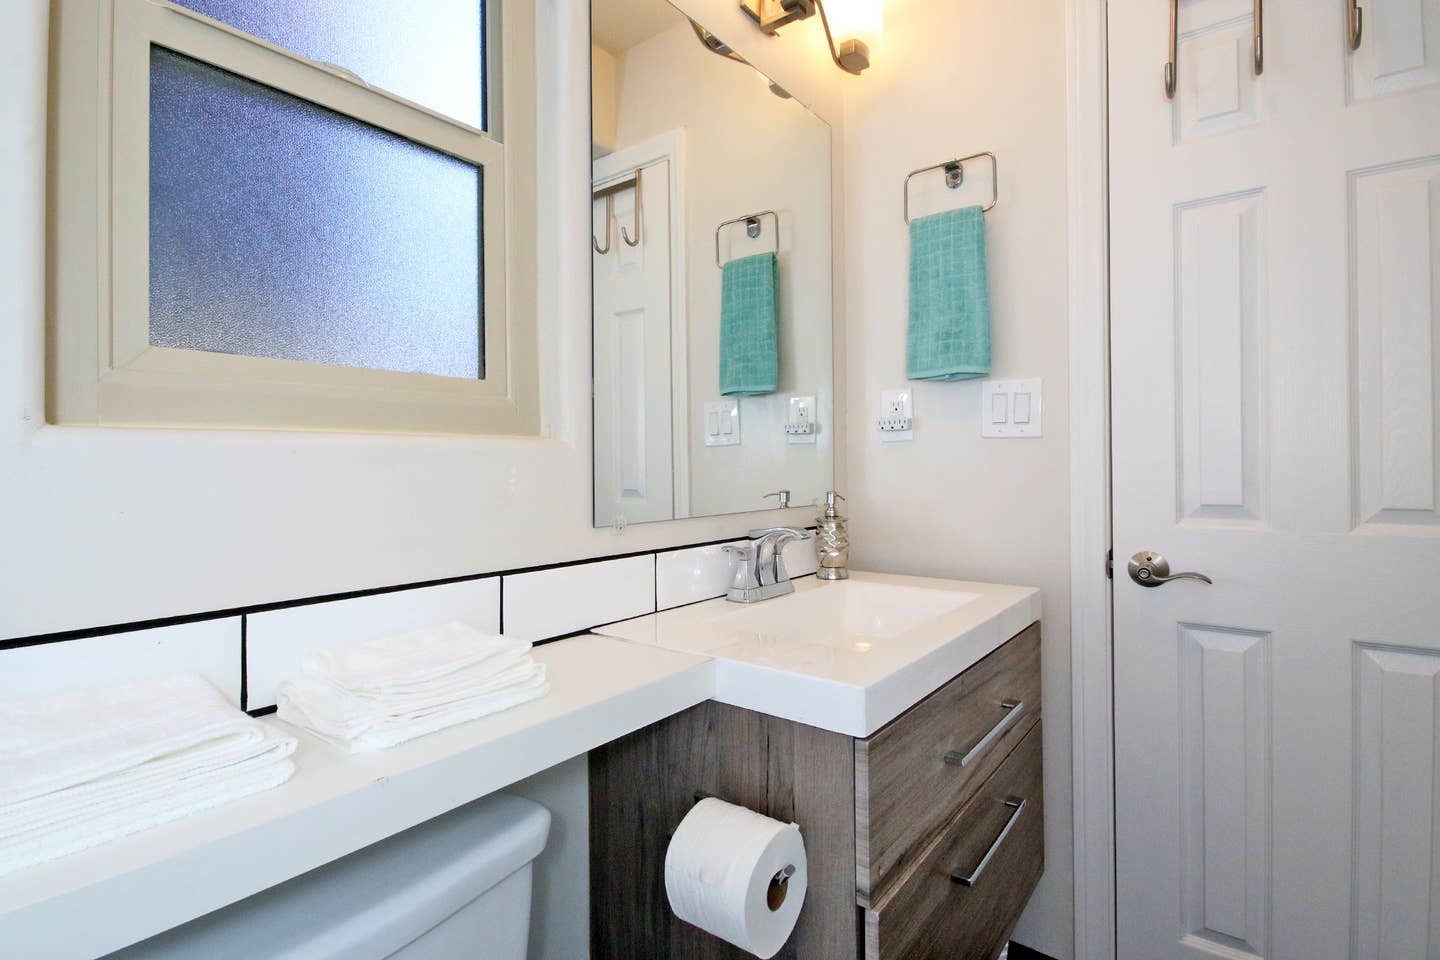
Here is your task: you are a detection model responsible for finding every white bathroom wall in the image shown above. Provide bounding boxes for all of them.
[591,44,620,156]
[0,0,843,642]
[608,20,836,518]
[507,755,590,960]
[841,0,1074,956]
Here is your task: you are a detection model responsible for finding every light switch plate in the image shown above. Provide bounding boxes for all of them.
[704,399,740,446]
[981,378,1043,438]
[878,388,913,442]
[786,395,818,444]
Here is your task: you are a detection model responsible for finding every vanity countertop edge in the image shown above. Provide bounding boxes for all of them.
[0,635,715,960]
[0,573,1041,959]
[595,570,1042,737]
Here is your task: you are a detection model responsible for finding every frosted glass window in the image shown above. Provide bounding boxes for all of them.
[170,0,486,128]
[148,48,484,380]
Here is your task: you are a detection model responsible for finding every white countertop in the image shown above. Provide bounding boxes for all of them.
[0,571,1039,957]
[0,635,713,960]
[595,571,1040,737]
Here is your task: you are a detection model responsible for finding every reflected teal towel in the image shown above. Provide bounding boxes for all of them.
[720,252,779,397]
[907,206,991,381]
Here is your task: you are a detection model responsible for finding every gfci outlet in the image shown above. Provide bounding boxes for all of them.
[878,388,913,442]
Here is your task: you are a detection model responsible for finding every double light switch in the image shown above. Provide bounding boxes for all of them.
[981,379,1042,438]
[704,399,740,446]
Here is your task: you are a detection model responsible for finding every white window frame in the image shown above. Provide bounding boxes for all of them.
[48,0,540,435]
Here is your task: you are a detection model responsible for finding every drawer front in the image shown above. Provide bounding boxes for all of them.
[855,623,1040,903]
[864,723,1044,960]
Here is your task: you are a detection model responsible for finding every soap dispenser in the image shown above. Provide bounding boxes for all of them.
[814,491,850,580]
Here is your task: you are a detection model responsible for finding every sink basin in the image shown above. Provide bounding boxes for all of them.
[594,570,1039,736]
[714,580,978,646]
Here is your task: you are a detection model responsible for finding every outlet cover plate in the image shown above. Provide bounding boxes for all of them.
[786,395,818,444]
[879,388,913,442]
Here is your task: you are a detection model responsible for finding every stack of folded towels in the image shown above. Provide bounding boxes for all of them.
[0,674,297,876]
[277,622,549,753]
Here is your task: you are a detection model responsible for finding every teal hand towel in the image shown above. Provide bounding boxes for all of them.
[906,206,991,381]
[720,252,779,397]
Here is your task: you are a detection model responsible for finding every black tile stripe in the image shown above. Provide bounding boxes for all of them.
[0,528,816,651]
[239,616,249,713]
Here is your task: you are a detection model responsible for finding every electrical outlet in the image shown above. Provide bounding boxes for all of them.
[878,388,913,442]
[786,395,818,444]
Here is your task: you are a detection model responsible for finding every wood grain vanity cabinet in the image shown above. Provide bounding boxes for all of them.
[590,622,1043,960]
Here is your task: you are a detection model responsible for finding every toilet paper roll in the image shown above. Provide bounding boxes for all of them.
[664,797,808,959]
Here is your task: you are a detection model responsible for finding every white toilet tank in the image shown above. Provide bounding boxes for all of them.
[109,793,551,960]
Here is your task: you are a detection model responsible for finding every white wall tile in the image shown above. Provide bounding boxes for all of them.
[246,578,500,710]
[655,541,747,610]
[504,555,654,642]
[782,537,820,578]
[656,536,821,610]
[0,619,242,706]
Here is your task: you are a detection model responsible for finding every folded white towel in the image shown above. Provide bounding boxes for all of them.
[0,674,297,876]
[276,622,551,753]
[302,622,532,694]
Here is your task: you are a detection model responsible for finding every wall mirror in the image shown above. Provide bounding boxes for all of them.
[590,0,835,528]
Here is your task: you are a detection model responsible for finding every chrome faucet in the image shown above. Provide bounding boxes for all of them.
[724,526,811,603]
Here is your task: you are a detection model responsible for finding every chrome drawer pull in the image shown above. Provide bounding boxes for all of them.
[944,699,1023,767]
[950,797,1027,888]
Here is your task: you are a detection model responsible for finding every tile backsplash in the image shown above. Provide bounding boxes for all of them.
[245,578,502,711]
[503,555,654,645]
[0,533,818,714]
[0,620,243,706]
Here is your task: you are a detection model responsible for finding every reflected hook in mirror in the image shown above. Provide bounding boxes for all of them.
[620,169,643,247]
[593,194,614,255]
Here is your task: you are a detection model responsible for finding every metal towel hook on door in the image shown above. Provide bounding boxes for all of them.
[1166,0,1263,99]
[1348,0,1363,51]
[1252,0,1264,76]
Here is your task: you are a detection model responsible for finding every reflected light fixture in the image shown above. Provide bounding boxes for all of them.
[739,0,881,75]
[689,19,795,98]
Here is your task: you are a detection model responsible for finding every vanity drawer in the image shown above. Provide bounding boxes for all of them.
[854,623,1040,903]
[863,723,1044,960]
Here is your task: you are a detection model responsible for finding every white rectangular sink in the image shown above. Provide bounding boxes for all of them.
[714,579,979,644]
[596,571,1039,737]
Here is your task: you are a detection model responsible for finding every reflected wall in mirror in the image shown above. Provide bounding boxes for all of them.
[591,0,835,528]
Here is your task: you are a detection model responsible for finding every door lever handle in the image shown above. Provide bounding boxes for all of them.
[1127,551,1213,587]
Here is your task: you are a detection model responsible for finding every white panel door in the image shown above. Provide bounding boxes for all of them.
[593,160,675,527]
[1110,1,1440,958]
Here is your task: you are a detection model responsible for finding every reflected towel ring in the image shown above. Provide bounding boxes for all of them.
[715,210,779,268]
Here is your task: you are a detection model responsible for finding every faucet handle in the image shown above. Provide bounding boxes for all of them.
[763,490,791,509]
[746,525,810,540]
[722,543,758,589]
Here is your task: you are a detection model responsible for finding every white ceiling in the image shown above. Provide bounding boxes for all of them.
[591,0,687,56]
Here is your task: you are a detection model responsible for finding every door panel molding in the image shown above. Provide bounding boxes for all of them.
[1178,624,1272,958]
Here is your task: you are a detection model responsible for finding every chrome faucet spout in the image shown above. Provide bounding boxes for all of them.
[726,527,812,603]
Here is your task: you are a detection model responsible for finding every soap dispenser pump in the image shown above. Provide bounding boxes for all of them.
[815,491,850,581]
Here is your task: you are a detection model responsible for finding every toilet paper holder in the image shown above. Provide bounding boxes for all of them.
[690,791,797,912]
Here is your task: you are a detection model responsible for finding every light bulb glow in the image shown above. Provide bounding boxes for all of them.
[822,0,882,53]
